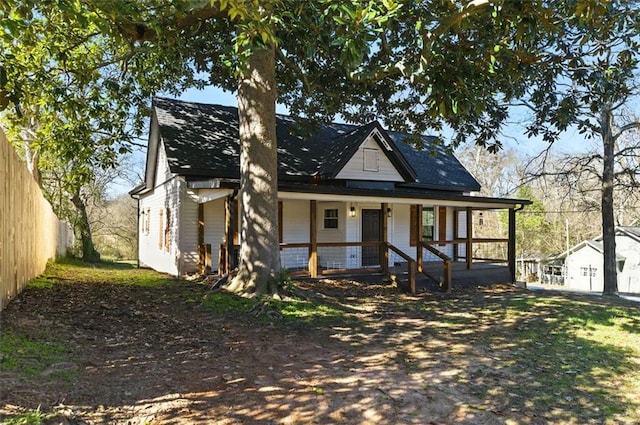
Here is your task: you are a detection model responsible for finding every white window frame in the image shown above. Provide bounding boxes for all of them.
[323,208,339,229]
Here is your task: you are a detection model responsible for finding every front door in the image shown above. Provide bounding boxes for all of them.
[362,209,381,267]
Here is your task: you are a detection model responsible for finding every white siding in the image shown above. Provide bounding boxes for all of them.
[335,137,404,181]
[203,198,226,272]
[616,235,640,293]
[345,204,360,268]
[282,200,309,243]
[138,177,181,276]
[155,139,172,185]
[316,201,347,269]
[391,204,414,261]
[457,209,468,260]
[178,184,199,275]
[565,245,603,292]
[280,200,310,270]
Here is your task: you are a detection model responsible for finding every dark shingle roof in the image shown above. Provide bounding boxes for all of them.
[153,97,481,192]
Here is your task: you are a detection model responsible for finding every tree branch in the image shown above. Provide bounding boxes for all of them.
[275,48,313,94]
[612,120,640,142]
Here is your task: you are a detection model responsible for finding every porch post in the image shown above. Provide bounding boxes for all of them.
[466,207,473,270]
[508,207,516,283]
[453,209,459,261]
[198,203,205,273]
[224,195,235,274]
[380,203,389,274]
[416,204,423,272]
[309,200,318,277]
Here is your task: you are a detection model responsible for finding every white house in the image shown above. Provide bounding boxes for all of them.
[543,227,640,293]
[130,98,529,291]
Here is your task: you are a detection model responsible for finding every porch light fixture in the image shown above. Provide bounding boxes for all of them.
[387,207,392,218]
[350,206,356,217]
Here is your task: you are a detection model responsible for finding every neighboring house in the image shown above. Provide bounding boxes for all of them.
[541,227,640,293]
[130,97,529,289]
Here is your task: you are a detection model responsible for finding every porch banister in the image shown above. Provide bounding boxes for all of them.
[385,242,417,294]
[418,241,452,292]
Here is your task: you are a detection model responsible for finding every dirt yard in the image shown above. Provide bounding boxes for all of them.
[1,264,638,425]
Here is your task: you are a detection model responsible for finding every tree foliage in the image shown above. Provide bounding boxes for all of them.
[514,1,640,295]
[3,0,636,295]
[2,0,551,294]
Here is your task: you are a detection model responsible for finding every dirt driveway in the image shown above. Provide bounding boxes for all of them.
[1,267,638,425]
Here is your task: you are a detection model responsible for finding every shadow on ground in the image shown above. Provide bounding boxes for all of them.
[1,262,638,424]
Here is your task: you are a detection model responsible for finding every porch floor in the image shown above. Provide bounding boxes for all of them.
[297,262,512,292]
[422,261,511,287]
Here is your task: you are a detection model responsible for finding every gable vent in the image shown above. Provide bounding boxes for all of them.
[372,131,392,151]
[363,148,379,171]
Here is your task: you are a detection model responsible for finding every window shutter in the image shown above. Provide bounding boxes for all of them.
[438,206,447,246]
[158,209,164,250]
[165,207,171,252]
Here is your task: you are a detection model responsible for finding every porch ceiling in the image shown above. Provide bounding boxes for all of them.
[186,188,234,204]
[277,190,526,209]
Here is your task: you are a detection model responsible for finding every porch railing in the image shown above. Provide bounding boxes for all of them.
[420,238,509,265]
[216,241,418,294]
[211,237,509,293]
[385,242,418,294]
[417,241,452,292]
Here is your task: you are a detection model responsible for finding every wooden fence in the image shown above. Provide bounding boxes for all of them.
[0,129,72,310]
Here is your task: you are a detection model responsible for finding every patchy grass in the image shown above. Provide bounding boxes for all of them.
[395,292,640,424]
[2,408,45,425]
[270,298,351,325]
[202,292,351,326]
[202,292,254,314]
[32,257,176,288]
[0,332,69,377]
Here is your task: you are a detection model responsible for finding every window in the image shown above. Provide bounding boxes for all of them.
[324,208,339,229]
[410,206,435,246]
[145,208,150,235]
[363,148,379,171]
[580,267,596,277]
[423,207,435,240]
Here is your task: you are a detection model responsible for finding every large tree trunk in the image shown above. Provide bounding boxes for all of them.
[600,108,618,295]
[226,45,281,297]
[71,189,101,262]
[21,112,42,186]
[23,141,41,186]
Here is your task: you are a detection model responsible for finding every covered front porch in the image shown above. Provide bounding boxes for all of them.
[192,188,522,293]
